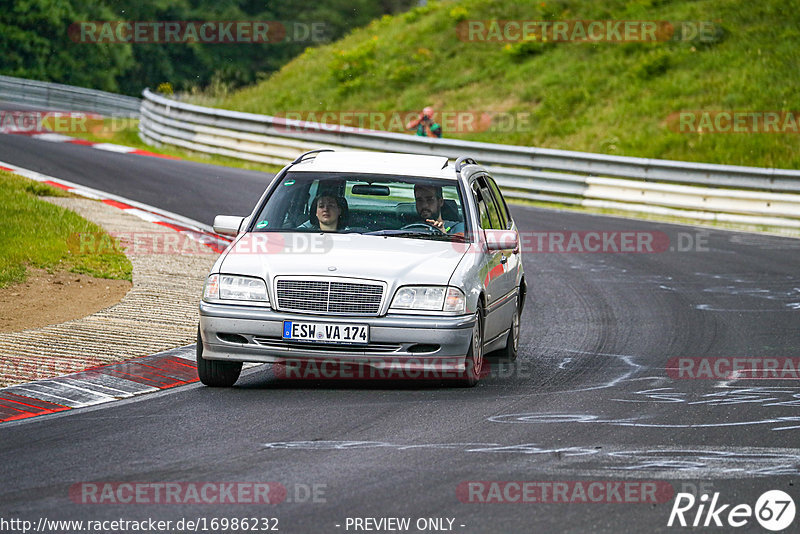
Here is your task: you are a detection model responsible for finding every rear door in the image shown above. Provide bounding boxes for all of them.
[483,174,521,299]
[470,177,510,341]
[478,174,522,342]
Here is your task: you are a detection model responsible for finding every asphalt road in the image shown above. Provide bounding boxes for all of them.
[0,130,268,224]
[1,132,799,533]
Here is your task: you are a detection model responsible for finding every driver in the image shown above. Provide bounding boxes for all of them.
[413,184,463,234]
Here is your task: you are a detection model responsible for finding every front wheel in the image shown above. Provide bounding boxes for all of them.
[196,328,242,387]
[457,303,484,387]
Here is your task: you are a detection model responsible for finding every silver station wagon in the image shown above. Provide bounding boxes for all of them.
[198,150,526,386]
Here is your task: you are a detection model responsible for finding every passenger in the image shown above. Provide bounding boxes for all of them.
[309,194,348,231]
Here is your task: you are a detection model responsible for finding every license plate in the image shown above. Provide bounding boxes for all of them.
[282,321,369,344]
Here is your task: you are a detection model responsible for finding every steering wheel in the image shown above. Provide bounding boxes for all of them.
[399,222,445,234]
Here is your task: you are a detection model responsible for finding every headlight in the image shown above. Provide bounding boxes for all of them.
[203,274,269,305]
[390,286,465,313]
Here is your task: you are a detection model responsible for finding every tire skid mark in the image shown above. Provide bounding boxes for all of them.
[260,440,800,477]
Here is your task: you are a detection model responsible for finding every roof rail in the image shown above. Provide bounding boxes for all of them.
[292,148,335,164]
[455,156,478,174]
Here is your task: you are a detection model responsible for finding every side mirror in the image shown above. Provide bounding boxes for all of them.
[484,229,518,252]
[213,215,245,236]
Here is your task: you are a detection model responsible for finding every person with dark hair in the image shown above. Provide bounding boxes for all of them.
[309,194,348,231]
[412,184,463,234]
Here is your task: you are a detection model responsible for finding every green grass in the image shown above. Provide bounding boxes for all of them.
[0,171,132,288]
[67,119,283,174]
[195,0,800,170]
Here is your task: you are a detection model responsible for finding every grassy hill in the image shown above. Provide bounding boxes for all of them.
[200,0,800,170]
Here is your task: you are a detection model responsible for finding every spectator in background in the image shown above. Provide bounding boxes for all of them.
[407,106,442,138]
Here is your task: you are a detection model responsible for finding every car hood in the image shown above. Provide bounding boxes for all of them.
[218,232,469,287]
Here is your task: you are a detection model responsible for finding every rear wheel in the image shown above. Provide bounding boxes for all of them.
[196,328,242,387]
[458,303,484,387]
[496,297,520,362]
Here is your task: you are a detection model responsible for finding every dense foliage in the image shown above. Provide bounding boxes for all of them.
[0,0,415,95]
[211,0,800,169]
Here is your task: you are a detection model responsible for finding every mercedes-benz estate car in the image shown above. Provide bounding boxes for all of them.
[198,150,526,387]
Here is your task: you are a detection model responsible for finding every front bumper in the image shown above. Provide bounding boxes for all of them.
[198,301,475,371]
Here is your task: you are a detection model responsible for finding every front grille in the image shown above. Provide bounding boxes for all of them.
[276,278,383,315]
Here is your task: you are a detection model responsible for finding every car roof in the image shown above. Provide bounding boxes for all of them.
[290,151,458,180]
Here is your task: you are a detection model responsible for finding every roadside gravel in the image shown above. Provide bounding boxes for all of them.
[0,198,216,387]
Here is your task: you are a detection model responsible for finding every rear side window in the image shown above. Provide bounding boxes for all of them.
[473,178,504,230]
[472,182,492,230]
[484,176,512,229]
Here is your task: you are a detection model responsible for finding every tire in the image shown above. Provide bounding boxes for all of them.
[495,297,520,362]
[196,328,242,387]
[458,303,484,387]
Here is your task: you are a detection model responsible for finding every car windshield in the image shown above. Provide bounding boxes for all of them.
[251,172,468,241]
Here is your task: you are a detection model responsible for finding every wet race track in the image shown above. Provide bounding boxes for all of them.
[1,131,798,533]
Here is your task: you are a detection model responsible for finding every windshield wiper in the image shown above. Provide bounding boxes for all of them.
[363,229,425,237]
[363,229,465,242]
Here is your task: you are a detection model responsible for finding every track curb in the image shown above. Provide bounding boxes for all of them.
[0,161,232,409]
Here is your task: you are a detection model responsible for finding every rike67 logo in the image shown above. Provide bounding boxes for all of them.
[668,490,795,531]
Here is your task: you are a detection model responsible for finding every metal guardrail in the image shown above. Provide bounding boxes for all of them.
[139,89,800,228]
[0,75,140,117]
[1,75,794,228]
